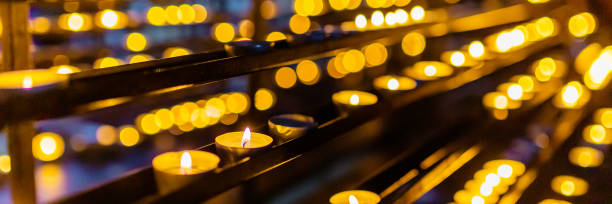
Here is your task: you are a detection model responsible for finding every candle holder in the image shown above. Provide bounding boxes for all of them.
[373,75,417,92]
[215,128,274,163]
[268,114,317,144]
[330,190,381,204]
[332,90,378,112]
[403,61,453,81]
[0,69,68,91]
[152,150,220,194]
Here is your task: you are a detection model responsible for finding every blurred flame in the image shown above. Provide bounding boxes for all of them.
[180,152,192,169]
[241,127,251,147]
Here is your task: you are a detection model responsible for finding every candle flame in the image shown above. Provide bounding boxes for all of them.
[424,65,437,76]
[387,78,399,90]
[241,127,251,147]
[348,195,359,204]
[22,75,33,89]
[180,152,192,169]
[349,94,359,105]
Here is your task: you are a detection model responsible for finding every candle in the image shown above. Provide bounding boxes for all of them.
[330,190,380,204]
[268,114,317,144]
[440,50,479,67]
[152,150,220,194]
[215,127,273,163]
[373,75,417,91]
[403,61,453,81]
[0,69,67,90]
[332,90,378,111]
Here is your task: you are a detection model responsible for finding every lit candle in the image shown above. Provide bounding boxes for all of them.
[0,69,67,90]
[403,61,453,81]
[373,75,417,91]
[332,90,378,111]
[441,50,479,67]
[330,190,381,204]
[215,127,274,163]
[268,114,317,144]
[152,150,220,194]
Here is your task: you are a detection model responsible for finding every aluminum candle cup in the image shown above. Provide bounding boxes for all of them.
[332,90,378,112]
[329,190,381,204]
[268,114,317,144]
[152,150,220,194]
[215,128,274,163]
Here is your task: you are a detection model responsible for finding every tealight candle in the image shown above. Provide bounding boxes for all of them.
[268,114,317,144]
[215,127,274,163]
[373,75,417,91]
[403,61,453,81]
[330,190,381,204]
[332,90,378,111]
[441,50,479,67]
[152,150,220,194]
[0,69,67,90]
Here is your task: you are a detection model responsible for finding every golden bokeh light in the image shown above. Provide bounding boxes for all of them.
[32,132,65,162]
[94,57,123,69]
[275,67,297,89]
[355,14,368,29]
[568,12,597,38]
[138,113,161,135]
[193,4,208,23]
[119,125,140,147]
[261,0,278,19]
[147,6,166,26]
[583,124,612,144]
[255,88,276,111]
[214,23,236,43]
[128,54,154,64]
[178,4,196,24]
[402,32,426,56]
[165,5,181,25]
[32,17,51,34]
[96,9,127,29]
[290,15,311,34]
[554,81,590,109]
[266,31,287,41]
[125,32,148,52]
[594,108,612,128]
[154,108,175,130]
[342,49,366,72]
[163,47,192,58]
[0,155,10,174]
[371,10,384,27]
[226,92,250,114]
[49,65,81,74]
[449,51,466,67]
[410,6,425,22]
[239,20,255,38]
[395,9,409,24]
[297,60,321,85]
[568,146,603,168]
[96,125,117,146]
[362,43,388,67]
[538,199,571,204]
[468,41,485,59]
[551,175,588,197]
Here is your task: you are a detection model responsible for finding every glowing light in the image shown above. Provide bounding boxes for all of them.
[569,12,597,38]
[214,23,235,43]
[266,31,287,41]
[163,47,192,58]
[424,65,437,76]
[569,146,603,167]
[31,17,51,34]
[402,32,426,56]
[147,6,166,26]
[290,15,311,34]
[471,196,484,204]
[371,11,384,26]
[33,132,65,162]
[297,60,320,85]
[555,81,589,109]
[395,9,409,24]
[385,12,396,26]
[595,108,612,128]
[343,49,366,72]
[551,176,588,197]
[193,4,208,23]
[410,6,425,22]
[497,164,513,178]
[583,124,611,144]
[584,48,612,90]
[178,4,196,24]
[350,94,360,105]
[128,54,154,64]
[275,67,297,89]
[165,5,181,25]
[100,10,119,28]
[507,84,524,100]
[119,126,140,147]
[239,20,255,38]
[94,57,123,69]
[125,32,147,52]
[138,113,161,135]
[226,92,250,114]
[468,41,485,58]
[96,125,117,146]
[255,88,276,111]
[349,195,359,204]
[528,0,550,3]
[535,17,556,38]
[180,152,192,169]
[534,57,558,82]
[363,43,388,67]
[49,65,80,74]
[154,108,175,130]
[387,78,399,90]
[449,51,466,67]
[355,14,367,29]
[261,0,278,19]
[241,127,252,147]
[22,75,33,89]
[0,155,10,174]
[67,13,85,31]
[484,173,501,186]
[479,184,493,196]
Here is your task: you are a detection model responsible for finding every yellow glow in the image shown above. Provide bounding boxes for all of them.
[595,108,612,128]
[193,4,208,23]
[94,57,123,69]
[515,75,536,92]
[343,49,366,73]
[497,164,513,178]
[371,11,384,26]
[226,92,249,114]
[49,65,81,74]
[327,58,346,79]
[395,9,409,24]
[67,13,85,31]
[128,54,154,64]
[507,84,524,100]
[583,124,611,144]
[534,57,557,82]
[551,176,588,197]
[569,12,597,38]
[241,127,252,147]
[21,75,33,89]
[424,65,437,76]
[584,48,612,90]
[147,6,166,26]
[349,94,359,105]
[449,51,466,67]
[348,195,358,204]
[297,60,320,85]
[569,147,603,168]
[471,196,485,204]
[290,15,310,34]
[485,173,501,186]
[165,5,180,25]
[402,32,426,56]
[395,0,411,6]
[32,17,51,34]
[163,47,192,58]
[119,126,140,147]
[330,0,350,10]
[275,67,297,89]
[479,184,493,196]
[355,14,368,29]
[125,32,147,52]
[96,125,117,146]
[494,95,508,109]
[139,113,161,135]
[555,81,590,109]
[0,155,10,174]
[255,88,276,111]
[528,0,549,3]
[178,4,196,24]
[575,43,602,75]
[180,152,192,169]
[33,132,65,162]
[468,41,485,58]
[214,23,235,43]
[410,6,425,22]
[363,43,388,67]
[154,108,175,130]
[100,10,119,28]
[538,199,572,204]
[238,20,255,38]
[266,31,287,42]
[261,0,278,19]
[387,78,399,90]
[535,17,556,38]
[385,12,396,26]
